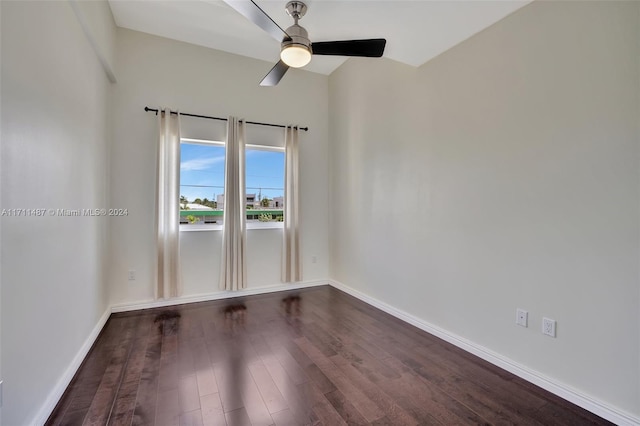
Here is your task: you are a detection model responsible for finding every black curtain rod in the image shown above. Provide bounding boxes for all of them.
[144,107,308,132]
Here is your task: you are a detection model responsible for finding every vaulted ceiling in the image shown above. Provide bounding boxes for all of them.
[108,0,532,75]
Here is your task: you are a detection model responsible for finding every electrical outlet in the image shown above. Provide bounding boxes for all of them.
[516,309,528,327]
[542,317,556,337]
[128,270,136,281]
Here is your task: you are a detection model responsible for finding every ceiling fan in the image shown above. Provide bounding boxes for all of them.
[223,0,387,86]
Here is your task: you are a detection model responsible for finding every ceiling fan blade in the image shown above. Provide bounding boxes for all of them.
[312,39,386,57]
[222,0,289,42]
[260,60,290,86]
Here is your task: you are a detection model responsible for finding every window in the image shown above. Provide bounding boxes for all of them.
[179,139,224,225]
[179,139,284,229]
[245,146,285,224]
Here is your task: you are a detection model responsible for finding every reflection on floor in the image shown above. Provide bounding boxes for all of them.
[47,285,613,425]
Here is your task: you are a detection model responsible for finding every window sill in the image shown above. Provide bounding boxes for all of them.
[180,222,284,232]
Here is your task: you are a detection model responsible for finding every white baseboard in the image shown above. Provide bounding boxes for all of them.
[111,279,327,313]
[32,306,111,425]
[329,279,639,426]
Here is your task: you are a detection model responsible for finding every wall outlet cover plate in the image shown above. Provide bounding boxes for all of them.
[542,317,556,337]
[516,309,528,327]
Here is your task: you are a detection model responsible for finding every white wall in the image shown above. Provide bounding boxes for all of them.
[329,0,639,419]
[0,1,113,424]
[109,29,329,305]
[69,0,118,83]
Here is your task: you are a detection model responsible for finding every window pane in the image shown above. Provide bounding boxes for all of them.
[246,149,284,223]
[180,142,225,224]
[179,142,285,226]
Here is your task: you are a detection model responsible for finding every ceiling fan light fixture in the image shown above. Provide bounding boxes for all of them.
[280,44,311,68]
[280,20,311,68]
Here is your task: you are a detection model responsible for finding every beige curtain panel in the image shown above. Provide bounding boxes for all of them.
[220,117,247,291]
[155,108,182,299]
[282,126,301,283]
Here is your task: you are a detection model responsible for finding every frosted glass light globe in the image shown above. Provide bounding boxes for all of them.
[280,45,311,68]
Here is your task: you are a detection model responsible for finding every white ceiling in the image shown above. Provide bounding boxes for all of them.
[108,0,532,75]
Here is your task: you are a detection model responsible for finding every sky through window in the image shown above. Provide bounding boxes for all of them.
[180,142,284,203]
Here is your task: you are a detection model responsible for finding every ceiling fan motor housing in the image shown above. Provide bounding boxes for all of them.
[282,1,310,52]
[282,24,311,51]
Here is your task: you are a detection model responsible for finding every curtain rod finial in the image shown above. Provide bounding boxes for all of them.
[144,106,159,115]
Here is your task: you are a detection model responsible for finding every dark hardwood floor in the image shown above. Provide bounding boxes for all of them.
[47,285,612,425]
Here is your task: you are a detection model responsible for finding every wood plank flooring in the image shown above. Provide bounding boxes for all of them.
[46,286,613,425]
